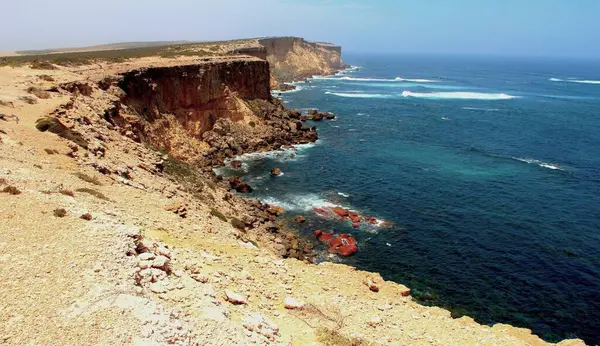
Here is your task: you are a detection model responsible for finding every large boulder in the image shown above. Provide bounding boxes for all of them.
[213,118,232,136]
[228,176,253,193]
[270,167,282,176]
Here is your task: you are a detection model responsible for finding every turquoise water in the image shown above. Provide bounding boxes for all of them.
[231,55,600,343]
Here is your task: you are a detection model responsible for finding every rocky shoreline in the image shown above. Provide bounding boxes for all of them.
[0,38,587,345]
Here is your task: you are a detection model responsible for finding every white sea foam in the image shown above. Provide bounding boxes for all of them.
[337,192,350,198]
[236,142,317,162]
[261,194,339,211]
[325,91,392,99]
[462,107,500,111]
[395,76,438,83]
[549,77,600,85]
[313,76,437,83]
[513,157,564,171]
[402,91,518,100]
[271,84,304,94]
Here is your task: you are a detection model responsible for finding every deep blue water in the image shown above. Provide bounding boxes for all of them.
[224,54,600,343]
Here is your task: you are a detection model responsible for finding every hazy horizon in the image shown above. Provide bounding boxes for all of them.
[1,0,599,59]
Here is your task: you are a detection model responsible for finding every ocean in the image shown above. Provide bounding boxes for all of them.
[221,54,600,344]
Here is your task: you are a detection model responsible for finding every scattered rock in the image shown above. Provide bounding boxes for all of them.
[53,208,67,217]
[242,313,279,341]
[80,213,93,221]
[228,177,253,193]
[149,281,168,294]
[225,290,247,305]
[231,160,242,168]
[283,297,305,310]
[191,274,209,283]
[152,255,171,272]
[139,252,155,261]
[295,216,305,223]
[164,202,188,218]
[270,167,281,176]
[2,186,21,195]
[367,316,383,327]
[266,205,285,216]
[366,277,379,292]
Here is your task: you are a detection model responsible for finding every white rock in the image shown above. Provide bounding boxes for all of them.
[283,297,305,310]
[225,290,247,305]
[157,246,171,258]
[138,260,152,269]
[151,255,170,270]
[242,313,279,340]
[173,270,185,277]
[191,274,209,283]
[139,252,155,261]
[149,282,167,294]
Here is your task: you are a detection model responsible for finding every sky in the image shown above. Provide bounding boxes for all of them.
[1,0,599,58]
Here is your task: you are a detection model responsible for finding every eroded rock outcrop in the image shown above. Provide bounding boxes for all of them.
[256,37,345,88]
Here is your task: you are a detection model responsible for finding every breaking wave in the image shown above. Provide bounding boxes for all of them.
[313,76,438,83]
[261,194,339,211]
[402,91,518,100]
[235,142,317,162]
[325,92,392,99]
[395,76,438,83]
[549,78,600,85]
[462,107,500,111]
[512,157,564,171]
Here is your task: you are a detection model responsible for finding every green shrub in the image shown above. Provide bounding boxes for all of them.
[210,208,227,222]
[76,187,109,200]
[30,60,57,70]
[35,117,88,148]
[73,172,102,186]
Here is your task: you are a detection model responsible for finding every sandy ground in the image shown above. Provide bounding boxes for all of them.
[0,60,587,345]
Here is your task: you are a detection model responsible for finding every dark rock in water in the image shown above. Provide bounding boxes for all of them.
[279,84,296,92]
[267,205,285,216]
[295,216,306,223]
[270,167,282,176]
[228,176,253,193]
[312,112,323,121]
[300,115,309,121]
[308,109,318,116]
[324,112,336,120]
[289,110,302,119]
[231,160,242,168]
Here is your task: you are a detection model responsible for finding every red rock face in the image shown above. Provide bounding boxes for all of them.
[119,59,270,139]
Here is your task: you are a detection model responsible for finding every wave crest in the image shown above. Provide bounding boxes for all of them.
[549,78,600,85]
[325,91,392,99]
[395,76,438,83]
[402,91,518,100]
[513,157,564,171]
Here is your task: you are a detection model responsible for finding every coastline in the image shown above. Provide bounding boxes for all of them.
[0,40,588,345]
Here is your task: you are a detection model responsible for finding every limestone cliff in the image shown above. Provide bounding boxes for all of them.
[99,57,316,165]
[255,37,345,88]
